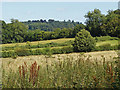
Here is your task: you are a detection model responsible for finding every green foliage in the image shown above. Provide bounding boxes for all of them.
[25,41,31,49]
[14,47,30,56]
[2,51,15,58]
[85,9,120,37]
[73,29,96,52]
[100,10,120,37]
[1,46,74,58]
[2,19,28,43]
[23,19,79,31]
[85,9,106,36]
[61,46,73,54]
[11,53,18,59]
[73,24,85,37]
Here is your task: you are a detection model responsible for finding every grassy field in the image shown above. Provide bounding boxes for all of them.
[1,38,75,47]
[96,40,118,46]
[1,38,118,48]
[2,50,120,88]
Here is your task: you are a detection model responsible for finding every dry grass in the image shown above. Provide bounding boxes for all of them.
[2,50,119,88]
[2,50,118,72]
[0,58,2,86]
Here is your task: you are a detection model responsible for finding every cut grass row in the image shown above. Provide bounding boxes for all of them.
[96,40,118,46]
[1,38,118,48]
[1,38,75,47]
[1,39,118,52]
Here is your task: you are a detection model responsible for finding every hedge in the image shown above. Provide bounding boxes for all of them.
[1,44,119,58]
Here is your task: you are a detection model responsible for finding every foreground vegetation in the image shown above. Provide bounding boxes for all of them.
[0,59,2,89]
[2,51,120,88]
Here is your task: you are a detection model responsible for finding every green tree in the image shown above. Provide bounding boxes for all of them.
[73,24,85,37]
[100,10,120,37]
[1,20,6,43]
[59,28,70,38]
[5,19,28,43]
[73,29,96,52]
[85,9,106,36]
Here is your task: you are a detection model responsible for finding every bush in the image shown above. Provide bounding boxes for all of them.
[2,50,15,58]
[61,46,73,54]
[25,41,31,49]
[73,29,96,52]
[14,47,30,56]
[51,48,63,54]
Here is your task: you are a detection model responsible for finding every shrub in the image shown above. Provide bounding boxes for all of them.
[14,47,30,56]
[51,48,63,54]
[73,29,96,52]
[61,46,73,54]
[25,41,31,49]
[2,50,15,58]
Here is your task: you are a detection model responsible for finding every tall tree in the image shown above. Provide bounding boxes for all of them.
[85,9,106,36]
[2,19,28,43]
[100,10,120,37]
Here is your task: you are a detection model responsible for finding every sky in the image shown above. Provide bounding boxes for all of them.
[1,2,119,24]
[1,0,120,2]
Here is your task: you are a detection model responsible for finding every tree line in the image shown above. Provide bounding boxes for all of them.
[1,9,120,44]
[23,19,80,31]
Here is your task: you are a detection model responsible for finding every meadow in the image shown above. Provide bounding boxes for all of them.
[2,50,120,88]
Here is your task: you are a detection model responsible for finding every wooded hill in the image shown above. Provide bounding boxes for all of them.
[22,19,80,31]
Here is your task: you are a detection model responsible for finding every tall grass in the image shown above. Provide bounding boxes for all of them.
[2,54,120,88]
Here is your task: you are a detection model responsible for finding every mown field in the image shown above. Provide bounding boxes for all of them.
[1,38,75,47]
[1,36,119,58]
[96,40,118,46]
[1,37,118,48]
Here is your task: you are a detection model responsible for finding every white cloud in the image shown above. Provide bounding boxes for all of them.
[1,0,119,2]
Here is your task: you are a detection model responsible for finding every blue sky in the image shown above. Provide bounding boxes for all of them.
[2,2,118,24]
